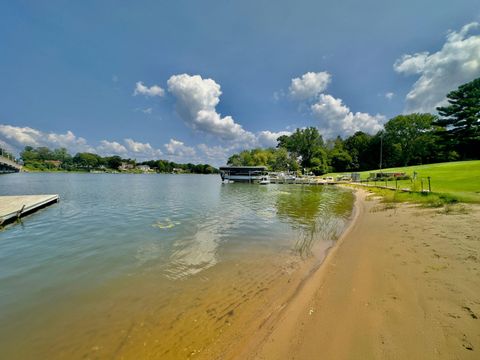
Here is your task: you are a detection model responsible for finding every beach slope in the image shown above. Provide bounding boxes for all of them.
[244,189,480,360]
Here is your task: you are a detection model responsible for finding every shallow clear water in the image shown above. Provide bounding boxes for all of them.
[0,173,353,359]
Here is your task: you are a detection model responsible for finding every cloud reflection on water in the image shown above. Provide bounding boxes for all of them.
[150,184,353,280]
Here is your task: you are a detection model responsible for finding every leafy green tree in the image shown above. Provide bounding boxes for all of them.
[73,152,102,169]
[157,160,166,172]
[228,150,253,166]
[278,127,327,173]
[35,147,53,160]
[227,153,242,166]
[227,148,297,171]
[252,148,273,166]
[330,150,354,172]
[227,148,272,167]
[20,146,38,163]
[309,148,329,175]
[383,113,439,166]
[328,137,353,172]
[53,148,71,162]
[105,156,123,170]
[436,77,480,159]
[344,131,375,170]
[21,146,64,169]
[270,147,289,171]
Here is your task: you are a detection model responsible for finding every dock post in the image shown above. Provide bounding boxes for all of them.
[16,204,25,219]
[421,178,424,192]
[428,177,431,192]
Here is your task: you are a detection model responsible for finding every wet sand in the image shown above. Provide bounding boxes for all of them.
[239,189,480,359]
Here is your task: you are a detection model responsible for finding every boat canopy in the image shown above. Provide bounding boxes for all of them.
[219,166,267,171]
[219,166,268,182]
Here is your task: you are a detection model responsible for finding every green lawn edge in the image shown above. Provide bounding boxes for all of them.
[326,160,480,204]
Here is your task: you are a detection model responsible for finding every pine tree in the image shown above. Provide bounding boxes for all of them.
[436,78,480,159]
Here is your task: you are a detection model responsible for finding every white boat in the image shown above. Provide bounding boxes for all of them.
[269,172,296,184]
[259,176,270,185]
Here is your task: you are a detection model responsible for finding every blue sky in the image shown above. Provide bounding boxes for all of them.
[1,0,479,165]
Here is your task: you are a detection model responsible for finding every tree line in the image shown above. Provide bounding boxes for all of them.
[228,78,480,174]
[19,146,218,174]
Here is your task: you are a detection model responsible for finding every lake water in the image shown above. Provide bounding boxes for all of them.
[0,173,353,359]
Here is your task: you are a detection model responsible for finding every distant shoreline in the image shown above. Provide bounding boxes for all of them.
[11,170,219,175]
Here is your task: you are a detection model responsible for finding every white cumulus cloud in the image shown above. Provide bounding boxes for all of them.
[0,125,94,153]
[0,124,189,161]
[125,138,163,157]
[394,22,480,113]
[195,129,291,165]
[289,71,331,100]
[97,140,128,156]
[311,94,385,137]
[197,143,230,166]
[287,71,385,137]
[393,52,429,75]
[167,74,256,144]
[197,143,226,158]
[0,125,42,147]
[133,81,165,97]
[385,92,395,100]
[164,139,196,158]
[256,130,292,147]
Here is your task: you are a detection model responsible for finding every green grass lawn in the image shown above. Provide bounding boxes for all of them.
[326,160,480,203]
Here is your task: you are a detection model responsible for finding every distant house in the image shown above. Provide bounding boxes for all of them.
[137,165,151,172]
[172,167,184,174]
[118,162,135,171]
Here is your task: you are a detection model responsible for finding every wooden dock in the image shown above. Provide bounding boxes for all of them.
[0,195,59,226]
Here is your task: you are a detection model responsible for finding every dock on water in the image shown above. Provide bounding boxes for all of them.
[0,195,59,226]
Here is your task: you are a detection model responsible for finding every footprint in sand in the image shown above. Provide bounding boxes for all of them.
[462,306,478,319]
[462,334,474,351]
[446,312,461,319]
[465,254,478,262]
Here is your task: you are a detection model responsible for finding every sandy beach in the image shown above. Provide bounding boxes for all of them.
[238,189,480,360]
